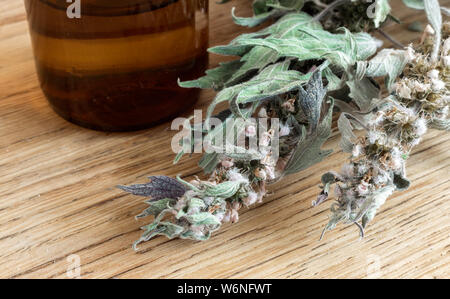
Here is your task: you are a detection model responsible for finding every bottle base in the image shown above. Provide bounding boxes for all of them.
[37,54,208,132]
[46,89,200,132]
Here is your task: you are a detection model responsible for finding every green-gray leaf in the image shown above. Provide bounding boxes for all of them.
[365,49,408,90]
[283,98,334,175]
[402,0,424,10]
[337,113,357,153]
[298,71,327,132]
[136,198,175,219]
[373,0,391,28]
[185,212,221,226]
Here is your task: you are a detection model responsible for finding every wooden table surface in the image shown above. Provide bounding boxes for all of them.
[0,0,449,279]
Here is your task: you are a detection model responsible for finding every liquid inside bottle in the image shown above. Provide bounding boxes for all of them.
[24,0,209,131]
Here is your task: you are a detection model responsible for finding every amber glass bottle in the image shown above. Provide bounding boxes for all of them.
[24,0,209,131]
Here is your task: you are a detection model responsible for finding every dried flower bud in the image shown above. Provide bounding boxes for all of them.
[443,38,450,56]
[190,225,205,236]
[223,210,231,223]
[245,125,257,137]
[232,201,242,211]
[413,118,428,136]
[334,185,343,197]
[425,24,435,35]
[442,56,450,68]
[174,197,187,211]
[405,46,417,62]
[189,179,201,187]
[260,132,272,147]
[413,81,430,93]
[254,168,267,180]
[368,131,381,144]
[230,209,239,223]
[395,81,412,99]
[279,124,291,137]
[352,144,363,157]
[357,164,368,176]
[228,169,247,183]
[265,166,276,180]
[369,111,385,127]
[390,147,404,170]
[221,160,234,168]
[431,79,446,91]
[373,171,389,186]
[215,212,225,223]
[357,181,370,196]
[420,24,436,44]
[242,192,258,206]
[427,69,440,80]
[282,98,296,113]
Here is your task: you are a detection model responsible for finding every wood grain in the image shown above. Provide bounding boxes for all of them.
[0,0,449,279]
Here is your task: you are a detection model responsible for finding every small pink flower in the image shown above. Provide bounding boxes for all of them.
[230,210,239,223]
[245,125,257,137]
[254,168,267,180]
[357,182,370,196]
[221,160,234,168]
[279,124,290,137]
[242,192,258,206]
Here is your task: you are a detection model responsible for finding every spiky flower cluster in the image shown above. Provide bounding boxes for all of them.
[128,93,315,248]
[119,0,449,249]
[317,22,449,237]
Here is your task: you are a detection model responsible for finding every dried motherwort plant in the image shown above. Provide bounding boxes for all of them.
[119,0,449,249]
[317,1,450,237]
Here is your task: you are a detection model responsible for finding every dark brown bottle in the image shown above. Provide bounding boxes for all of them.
[24,0,209,131]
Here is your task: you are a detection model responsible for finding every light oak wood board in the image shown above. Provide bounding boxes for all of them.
[0,0,448,278]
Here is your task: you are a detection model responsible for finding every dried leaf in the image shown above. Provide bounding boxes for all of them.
[402,0,425,10]
[298,71,327,132]
[347,77,381,111]
[365,49,408,90]
[373,0,391,28]
[283,98,334,175]
[118,176,187,201]
[337,113,357,153]
[429,118,450,131]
